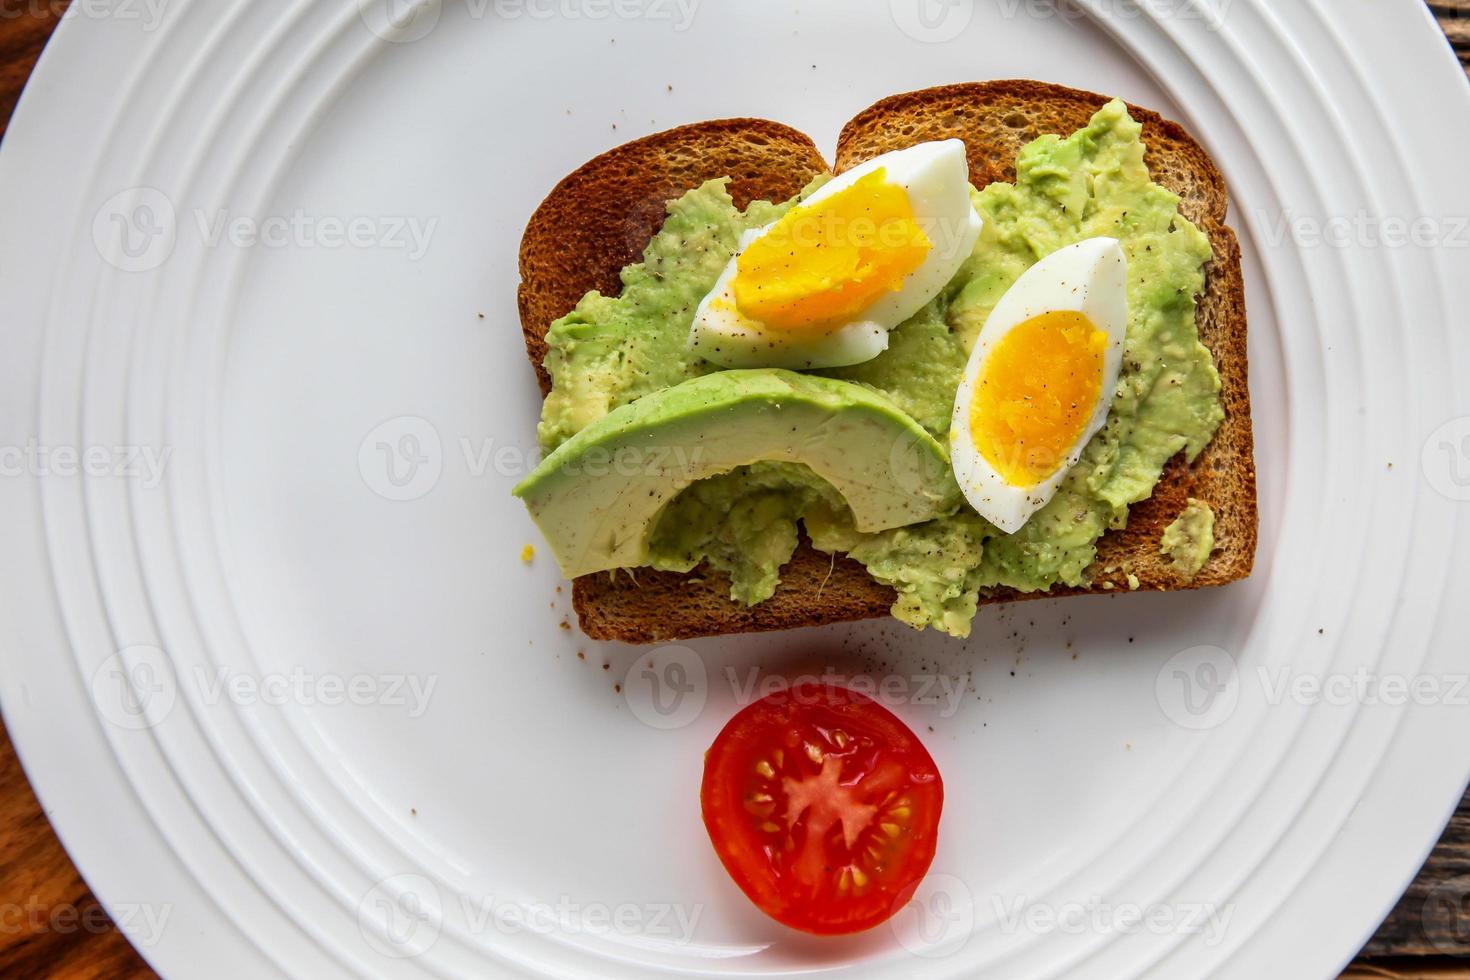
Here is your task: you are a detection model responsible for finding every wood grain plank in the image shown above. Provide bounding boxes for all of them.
[1360,787,1470,958]
[0,1,69,139]
[1344,960,1470,980]
[0,2,1466,978]
[0,719,154,979]
[1429,1,1470,73]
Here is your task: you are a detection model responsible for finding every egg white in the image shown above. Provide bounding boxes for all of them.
[950,237,1129,534]
[689,139,983,370]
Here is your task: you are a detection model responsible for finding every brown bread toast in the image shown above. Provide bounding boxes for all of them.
[516,81,1257,643]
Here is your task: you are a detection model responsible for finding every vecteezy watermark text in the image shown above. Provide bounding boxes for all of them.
[459,894,703,942]
[0,0,170,31]
[1258,666,1470,708]
[90,646,441,731]
[620,645,970,730]
[993,0,1232,29]
[1257,209,1470,250]
[358,415,710,502]
[0,897,173,948]
[357,873,703,960]
[1155,643,1470,731]
[355,0,699,44]
[889,0,1230,44]
[93,187,440,272]
[724,667,968,717]
[194,209,437,260]
[193,665,439,717]
[992,894,1235,946]
[0,439,170,488]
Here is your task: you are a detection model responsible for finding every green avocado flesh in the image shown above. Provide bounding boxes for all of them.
[1161,498,1216,578]
[514,371,958,581]
[530,99,1223,636]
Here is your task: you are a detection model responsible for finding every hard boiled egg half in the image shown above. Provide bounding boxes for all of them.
[689,140,983,369]
[950,238,1128,534]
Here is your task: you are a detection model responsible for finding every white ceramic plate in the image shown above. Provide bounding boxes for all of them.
[2,0,1468,977]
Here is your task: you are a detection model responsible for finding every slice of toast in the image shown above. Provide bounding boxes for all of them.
[517,81,1257,644]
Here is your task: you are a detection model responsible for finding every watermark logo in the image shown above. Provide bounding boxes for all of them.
[359,884,705,955]
[890,873,975,958]
[1257,666,1470,708]
[92,188,440,271]
[359,873,443,959]
[623,644,707,730]
[1422,874,1470,954]
[193,209,437,260]
[359,416,443,501]
[90,645,177,731]
[358,0,698,42]
[357,0,442,42]
[1155,645,1238,730]
[766,209,977,257]
[0,439,170,488]
[726,667,968,718]
[194,666,439,717]
[460,895,703,942]
[1257,209,1470,251]
[1423,416,1470,502]
[90,649,440,729]
[484,0,700,29]
[92,187,177,273]
[991,894,1234,945]
[460,437,544,481]
[462,436,707,482]
[0,898,173,948]
[1,0,171,32]
[993,0,1231,31]
[618,652,969,730]
[363,430,711,491]
[889,428,956,501]
[889,0,973,43]
[544,444,706,481]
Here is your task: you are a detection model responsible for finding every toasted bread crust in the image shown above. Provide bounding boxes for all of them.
[519,82,1257,643]
[517,119,829,394]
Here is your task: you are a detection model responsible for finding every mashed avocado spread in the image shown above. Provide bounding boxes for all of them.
[1161,498,1217,578]
[536,101,1223,637]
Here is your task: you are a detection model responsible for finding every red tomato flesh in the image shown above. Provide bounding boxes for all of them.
[700,682,944,935]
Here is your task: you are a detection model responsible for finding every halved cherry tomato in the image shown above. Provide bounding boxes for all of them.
[700,682,943,935]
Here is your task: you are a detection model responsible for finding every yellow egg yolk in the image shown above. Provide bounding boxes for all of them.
[969,310,1109,487]
[732,168,932,334]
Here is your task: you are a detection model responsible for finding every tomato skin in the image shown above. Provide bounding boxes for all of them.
[700,682,943,935]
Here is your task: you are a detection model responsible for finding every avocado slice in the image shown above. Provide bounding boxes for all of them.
[514,369,958,579]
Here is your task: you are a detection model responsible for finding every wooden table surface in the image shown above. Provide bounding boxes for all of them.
[2,3,1468,978]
